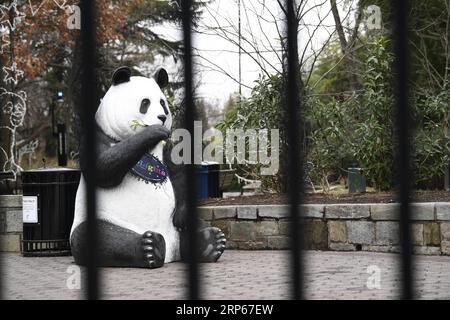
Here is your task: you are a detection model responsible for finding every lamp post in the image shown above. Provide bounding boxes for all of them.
[51,90,67,167]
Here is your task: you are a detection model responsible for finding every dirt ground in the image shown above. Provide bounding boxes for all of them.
[199,190,450,206]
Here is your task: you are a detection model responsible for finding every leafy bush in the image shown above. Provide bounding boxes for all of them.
[217,37,449,192]
[352,37,395,190]
[215,75,286,192]
[413,90,450,186]
[305,96,356,191]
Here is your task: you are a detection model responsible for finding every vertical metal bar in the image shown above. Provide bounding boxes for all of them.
[392,0,414,300]
[181,0,199,300]
[285,0,304,300]
[79,0,99,300]
[0,52,3,302]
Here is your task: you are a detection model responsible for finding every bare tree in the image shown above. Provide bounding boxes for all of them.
[193,0,338,94]
[329,0,363,92]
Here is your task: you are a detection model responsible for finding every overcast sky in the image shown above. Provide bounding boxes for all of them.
[153,0,353,107]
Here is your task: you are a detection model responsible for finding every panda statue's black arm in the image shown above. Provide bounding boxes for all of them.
[163,142,211,231]
[163,142,226,262]
[163,141,189,230]
[80,124,170,188]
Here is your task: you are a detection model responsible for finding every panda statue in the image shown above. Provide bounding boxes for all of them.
[70,66,226,268]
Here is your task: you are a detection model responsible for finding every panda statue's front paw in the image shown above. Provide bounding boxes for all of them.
[145,124,170,141]
[198,227,226,262]
[140,231,166,268]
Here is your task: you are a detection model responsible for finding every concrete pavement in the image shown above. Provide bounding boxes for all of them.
[2,250,450,300]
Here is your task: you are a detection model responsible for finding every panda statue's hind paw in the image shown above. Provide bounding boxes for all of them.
[199,227,226,263]
[141,231,166,268]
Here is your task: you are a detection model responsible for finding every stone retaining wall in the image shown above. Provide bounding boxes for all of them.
[0,195,22,252]
[200,203,450,255]
[1,194,449,255]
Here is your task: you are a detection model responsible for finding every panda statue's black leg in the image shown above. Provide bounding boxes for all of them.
[70,220,166,268]
[180,225,226,263]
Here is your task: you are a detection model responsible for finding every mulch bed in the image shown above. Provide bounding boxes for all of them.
[199,190,450,206]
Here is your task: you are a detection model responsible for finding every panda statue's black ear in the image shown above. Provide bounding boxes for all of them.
[112,66,131,86]
[154,68,169,89]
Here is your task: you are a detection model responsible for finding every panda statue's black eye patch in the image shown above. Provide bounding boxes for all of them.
[140,98,151,114]
[160,99,169,115]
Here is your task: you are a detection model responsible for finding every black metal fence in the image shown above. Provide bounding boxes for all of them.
[79,0,100,300]
[392,0,414,300]
[0,0,415,300]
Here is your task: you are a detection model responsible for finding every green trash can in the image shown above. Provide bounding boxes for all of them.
[348,167,366,193]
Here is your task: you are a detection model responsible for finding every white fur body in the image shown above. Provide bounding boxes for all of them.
[71,75,180,263]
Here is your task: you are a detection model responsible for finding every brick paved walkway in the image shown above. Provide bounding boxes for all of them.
[1,250,449,299]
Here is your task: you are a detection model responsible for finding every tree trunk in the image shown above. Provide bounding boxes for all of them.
[330,0,361,93]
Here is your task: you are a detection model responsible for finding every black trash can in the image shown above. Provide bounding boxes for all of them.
[21,168,80,257]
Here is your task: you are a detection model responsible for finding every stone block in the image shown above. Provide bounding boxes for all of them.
[238,240,266,250]
[6,210,23,233]
[441,240,450,255]
[328,221,347,243]
[225,240,238,249]
[258,205,289,219]
[0,195,22,208]
[0,234,21,252]
[362,245,401,253]
[267,236,290,249]
[329,242,356,251]
[371,203,436,221]
[411,203,435,221]
[436,203,450,221]
[370,203,399,220]
[230,221,256,241]
[412,223,424,246]
[301,205,324,218]
[375,221,399,245]
[214,206,236,219]
[424,223,440,246]
[346,221,374,245]
[237,206,257,220]
[441,223,450,240]
[197,207,213,221]
[413,246,441,255]
[304,220,327,250]
[256,221,279,237]
[279,221,290,235]
[325,204,370,219]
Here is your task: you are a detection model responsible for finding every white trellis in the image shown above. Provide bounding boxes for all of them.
[0,88,27,179]
[18,138,39,168]
[1,1,73,181]
[0,0,26,181]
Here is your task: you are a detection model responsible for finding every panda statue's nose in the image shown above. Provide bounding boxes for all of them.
[157,114,167,124]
